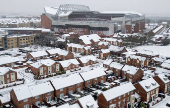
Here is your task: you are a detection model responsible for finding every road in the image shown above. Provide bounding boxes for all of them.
[151,95,170,108]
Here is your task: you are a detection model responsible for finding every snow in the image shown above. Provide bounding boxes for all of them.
[44,7,58,15]
[30,51,48,58]
[67,43,84,49]
[79,68,106,81]
[161,62,170,69]
[59,11,73,17]
[70,103,81,108]
[102,82,135,101]
[152,57,165,63]
[0,67,15,75]
[0,94,10,104]
[59,59,80,68]
[109,62,124,70]
[98,41,109,46]
[122,65,139,75]
[139,78,160,92]
[78,95,98,108]
[13,85,32,101]
[30,59,55,68]
[126,54,146,61]
[78,55,97,63]
[101,49,110,53]
[109,45,125,52]
[0,56,19,65]
[157,74,170,83]
[154,67,170,75]
[28,82,54,97]
[51,73,83,90]
[79,34,101,44]
[101,11,143,16]
[103,59,113,65]
[153,25,164,33]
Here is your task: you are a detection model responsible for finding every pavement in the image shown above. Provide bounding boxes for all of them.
[151,95,170,108]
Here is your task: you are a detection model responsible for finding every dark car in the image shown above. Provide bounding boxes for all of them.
[158,93,166,98]
[166,102,170,107]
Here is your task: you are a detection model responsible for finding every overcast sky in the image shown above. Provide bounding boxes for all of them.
[0,0,169,16]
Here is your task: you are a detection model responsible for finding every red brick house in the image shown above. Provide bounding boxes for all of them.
[26,51,48,61]
[50,73,84,98]
[122,65,144,83]
[151,57,164,66]
[0,67,17,85]
[109,45,127,57]
[102,38,123,46]
[46,48,74,60]
[99,49,110,60]
[79,68,106,88]
[82,46,92,55]
[103,59,113,70]
[66,43,84,53]
[153,74,170,94]
[98,42,109,50]
[109,62,124,77]
[29,59,60,76]
[136,50,159,59]
[126,55,149,67]
[0,56,19,67]
[98,82,136,108]
[59,59,80,72]
[77,55,97,67]
[134,78,160,103]
[10,82,54,108]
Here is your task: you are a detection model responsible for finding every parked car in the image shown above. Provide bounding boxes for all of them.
[166,102,170,107]
[158,93,165,98]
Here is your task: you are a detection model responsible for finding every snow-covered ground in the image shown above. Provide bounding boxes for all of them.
[135,45,170,58]
[151,95,170,108]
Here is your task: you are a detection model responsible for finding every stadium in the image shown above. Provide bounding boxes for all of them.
[41,4,145,37]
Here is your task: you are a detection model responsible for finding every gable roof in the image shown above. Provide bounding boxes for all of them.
[13,85,32,101]
[78,95,98,108]
[139,78,160,92]
[157,74,170,83]
[59,59,79,67]
[102,83,135,101]
[103,59,113,65]
[30,59,55,68]
[109,45,125,52]
[101,49,110,53]
[122,65,140,75]
[126,54,146,61]
[0,67,15,75]
[51,73,83,90]
[109,62,124,70]
[28,82,54,97]
[0,56,19,65]
[30,51,48,58]
[80,68,106,81]
[78,55,97,63]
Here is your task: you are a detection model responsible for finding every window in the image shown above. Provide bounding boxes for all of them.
[119,96,121,99]
[24,98,28,102]
[95,78,97,80]
[47,92,51,95]
[35,101,40,106]
[128,92,129,95]
[7,74,9,78]
[118,102,121,107]
[24,104,29,108]
[124,71,126,74]
[44,67,46,70]
[77,83,81,86]
[20,39,22,41]
[84,63,86,66]
[116,69,118,71]
[64,68,67,70]
[114,98,116,101]
[131,91,133,94]
[11,43,13,45]
[127,97,129,101]
[23,39,25,40]
[70,86,72,88]
[53,65,55,68]
[7,79,10,83]
[60,93,64,98]
[60,88,63,91]
[101,76,103,78]
[35,96,39,99]
[69,90,73,94]
[110,100,112,103]
[124,94,126,97]
[20,42,22,44]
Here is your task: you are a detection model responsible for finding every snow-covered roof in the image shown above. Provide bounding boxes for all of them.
[78,95,98,108]
[98,42,109,46]
[84,46,91,50]
[161,62,170,69]
[126,54,146,61]
[79,34,101,44]
[0,94,10,104]
[78,55,97,63]
[157,74,170,84]
[136,50,155,56]
[59,11,73,17]
[154,67,170,74]
[109,62,124,70]
[0,56,19,65]
[103,59,113,65]
[47,48,69,56]
[30,59,56,68]
[51,73,83,90]
[0,67,15,75]
[109,45,125,52]
[122,65,140,75]
[152,25,163,33]
[59,59,79,67]
[80,68,106,81]
[102,82,135,101]
[67,43,84,48]
[28,82,54,97]
[101,49,110,53]
[103,38,122,42]
[139,78,160,92]
[152,57,165,63]
[13,85,32,101]
[30,51,48,58]
[44,7,58,15]
[101,11,143,16]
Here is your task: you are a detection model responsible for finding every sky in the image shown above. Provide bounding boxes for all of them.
[0,0,170,16]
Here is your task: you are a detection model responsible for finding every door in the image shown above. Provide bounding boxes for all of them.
[77,88,81,92]
[47,96,51,102]
[36,101,40,106]
[24,104,29,108]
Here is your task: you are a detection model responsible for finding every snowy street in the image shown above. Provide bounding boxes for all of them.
[151,95,170,108]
